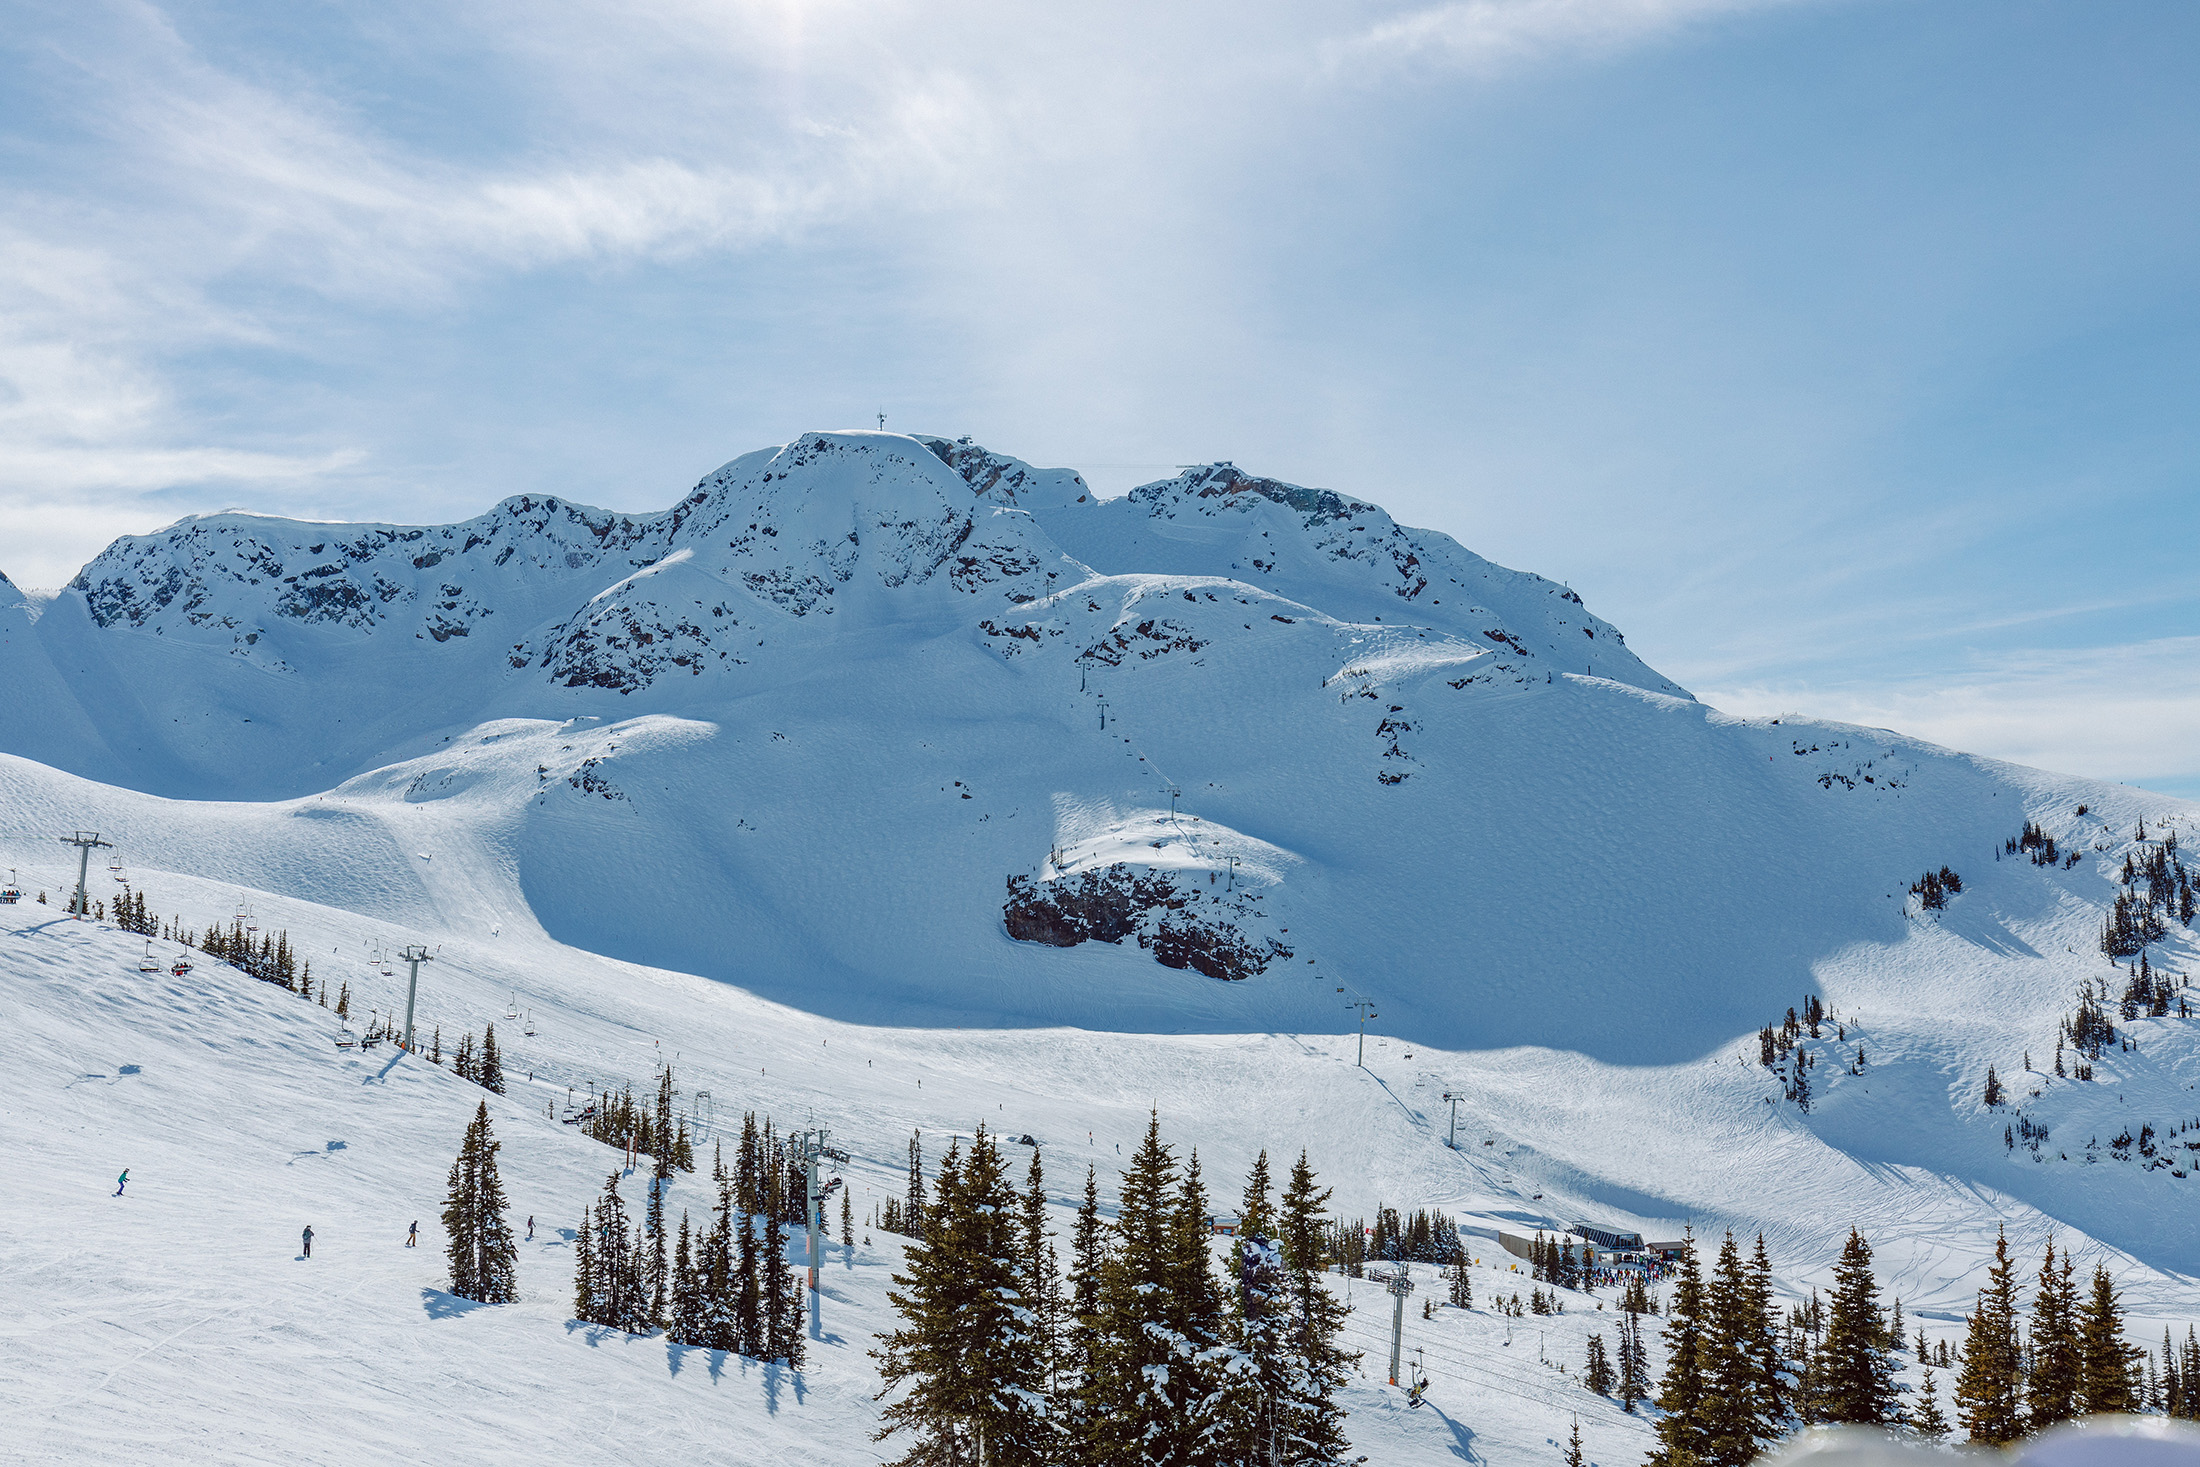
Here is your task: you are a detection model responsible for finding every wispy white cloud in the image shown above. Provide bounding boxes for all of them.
[1700,638,2200,794]
[1337,0,1817,72]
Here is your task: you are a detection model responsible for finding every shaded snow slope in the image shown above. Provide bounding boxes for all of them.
[1,431,2195,1067]
[5,846,2198,1464]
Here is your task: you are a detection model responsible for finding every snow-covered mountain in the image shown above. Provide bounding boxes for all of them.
[3,430,2193,1058]
[5,431,2200,1464]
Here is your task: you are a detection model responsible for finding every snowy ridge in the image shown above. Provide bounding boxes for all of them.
[7,430,2200,1463]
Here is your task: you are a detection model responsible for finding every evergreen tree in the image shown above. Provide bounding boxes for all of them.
[1061,1163,1108,1448]
[1241,1148,1275,1240]
[1448,1255,1473,1310]
[1586,1334,1614,1396]
[672,1212,695,1340]
[905,1129,927,1243]
[1816,1229,1897,1426]
[873,1127,1048,1465]
[654,1067,676,1180]
[2166,1329,2185,1421]
[574,1202,596,1323]
[1649,1230,1710,1467]
[1909,1368,1951,1440]
[2027,1237,2082,1430]
[733,1210,761,1353]
[1565,1417,1585,1467]
[440,1101,519,1303]
[645,1176,668,1328]
[580,1170,650,1331]
[842,1188,854,1248]
[1954,1228,2025,1445]
[1020,1146,1066,1416]
[1275,1149,1355,1464]
[2078,1264,2139,1415]
[1698,1231,1784,1466]
[334,981,351,1020]
[1619,1307,1650,1413]
[762,1203,805,1367]
[480,1023,505,1095]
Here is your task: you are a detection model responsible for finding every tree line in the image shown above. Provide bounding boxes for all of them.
[572,1102,809,1371]
[1627,1224,2193,1464]
[873,1118,1356,1467]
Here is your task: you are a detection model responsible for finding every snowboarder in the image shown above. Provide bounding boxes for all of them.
[405,1221,418,1247]
[114,1168,128,1196]
[301,1225,314,1259]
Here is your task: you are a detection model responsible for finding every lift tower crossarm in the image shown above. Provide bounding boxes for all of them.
[59,832,113,921]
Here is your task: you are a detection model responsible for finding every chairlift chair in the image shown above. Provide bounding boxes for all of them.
[505,994,520,1021]
[170,959,192,976]
[138,941,161,973]
[523,1012,536,1037]
[0,870,21,904]
[336,1029,357,1052]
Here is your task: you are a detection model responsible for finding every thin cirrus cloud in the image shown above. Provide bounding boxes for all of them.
[1,0,2194,804]
[1702,638,2200,802]
[1339,0,1814,69]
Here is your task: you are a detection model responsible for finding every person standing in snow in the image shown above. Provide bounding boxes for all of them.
[114,1169,128,1196]
[301,1225,314,1259]
[406,1221,418,1247]
[526,1215,534,1241]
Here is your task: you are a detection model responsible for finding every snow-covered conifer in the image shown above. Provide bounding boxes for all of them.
[1649,1230,1708,1466]
[2078,1263,2140,1414]
[1815,1229,1897,1425]
[479,1023,504,1095]
[1954,1228,2024,1444]
[441,1101,518,1304]
[873,1127,1046,1463]
[2027,1237,2081,1428]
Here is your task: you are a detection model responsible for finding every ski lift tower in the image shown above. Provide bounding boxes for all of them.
[1440,1090,1469,1149]
[1338,987,1378,1069]
[58,832,112,920]
[396,944,432,1053]
[1374,1266,1416,1386]
[796,1128,850,1295]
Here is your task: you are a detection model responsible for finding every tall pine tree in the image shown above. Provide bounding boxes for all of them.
[1650,1230,1710,1467]
[2026,1237,2082,1430]
[1954,1228,2024,1445]
[872,1127,1050,1465]
[2078,1264,2139,1415]
[1816,1229,1897,1426]
[440,1101,518,1303]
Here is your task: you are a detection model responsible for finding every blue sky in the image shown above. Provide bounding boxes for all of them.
[3,0,2196,793]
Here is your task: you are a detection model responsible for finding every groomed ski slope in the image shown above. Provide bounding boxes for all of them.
[3,767,2199,1464]
[1,895,1667,1467]
[6,432,2200,1462]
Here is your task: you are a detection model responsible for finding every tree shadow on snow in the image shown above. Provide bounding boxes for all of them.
[656,1340,806,1410]
[420,1288,494,1320]
[1933,902,2043,960]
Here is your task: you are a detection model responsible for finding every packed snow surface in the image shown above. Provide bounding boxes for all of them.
[4,431,2200,1463]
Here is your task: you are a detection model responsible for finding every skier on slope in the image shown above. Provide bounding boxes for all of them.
[406,1221,417,1248]
[301,1225,314,1259]
[114,1168,128,1196]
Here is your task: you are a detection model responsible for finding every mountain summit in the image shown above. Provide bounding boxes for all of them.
[0,432,2183,1081]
